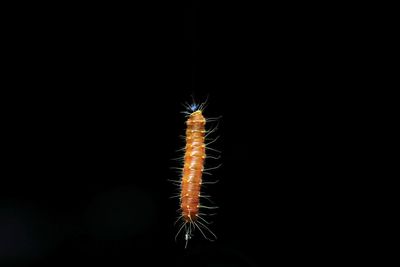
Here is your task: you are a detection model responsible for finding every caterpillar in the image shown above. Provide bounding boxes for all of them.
[171,99,220,248]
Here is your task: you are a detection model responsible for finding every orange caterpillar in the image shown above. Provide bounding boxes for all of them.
[181,110,205,223]
[172,100,219,248]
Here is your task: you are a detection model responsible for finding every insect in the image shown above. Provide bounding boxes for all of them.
[170,98,221,248]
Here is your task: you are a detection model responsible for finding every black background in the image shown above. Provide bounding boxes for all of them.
[0,3,363,267]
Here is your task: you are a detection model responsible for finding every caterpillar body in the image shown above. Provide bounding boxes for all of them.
[172,100,219,248]
[181,110,205,222]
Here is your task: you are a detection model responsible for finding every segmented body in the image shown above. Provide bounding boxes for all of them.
[181,110,205,222]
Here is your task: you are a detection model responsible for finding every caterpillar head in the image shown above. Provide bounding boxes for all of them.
[182,95,209,116]
[188,103,200,112]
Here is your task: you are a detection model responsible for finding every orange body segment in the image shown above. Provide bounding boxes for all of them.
[181,110,206,222]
